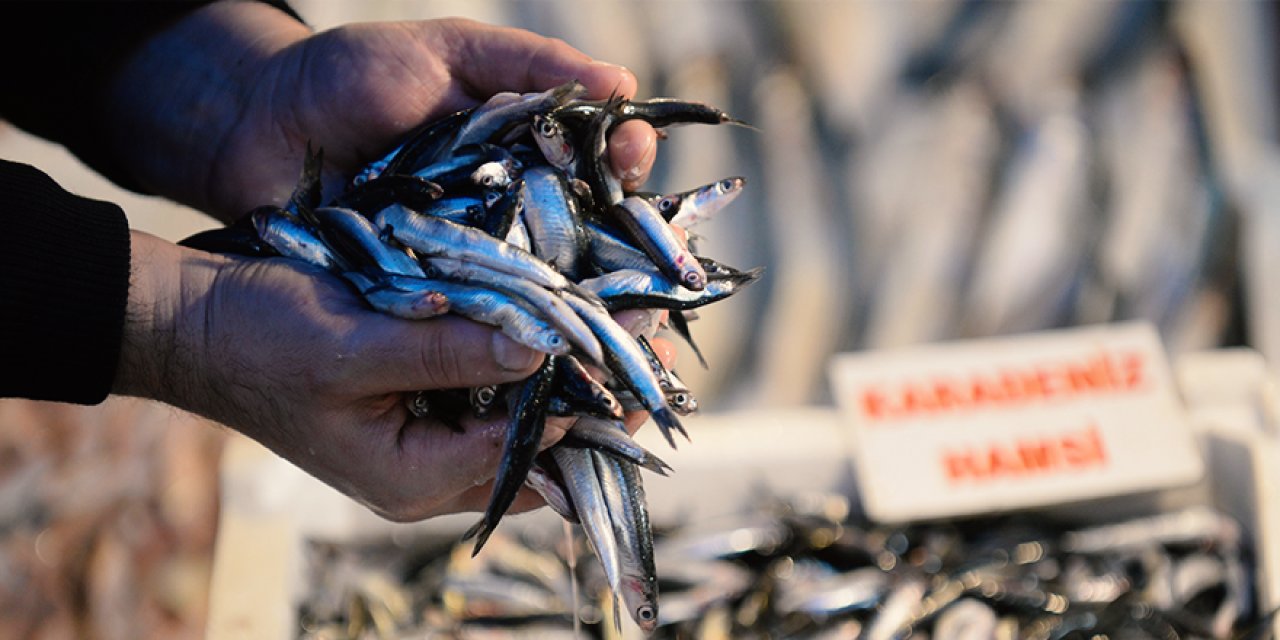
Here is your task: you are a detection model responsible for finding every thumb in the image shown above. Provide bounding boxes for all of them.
[352,313,545,391]
[431,18,638,100]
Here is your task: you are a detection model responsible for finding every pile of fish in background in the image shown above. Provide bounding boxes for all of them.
[294,498,1265,639]
[183,81,760,633]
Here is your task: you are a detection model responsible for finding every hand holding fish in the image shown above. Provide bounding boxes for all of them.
[102,4,669,520]
[104,3,659,222]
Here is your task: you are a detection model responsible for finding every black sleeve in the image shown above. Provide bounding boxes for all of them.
[0,0,304,193]
[0,160,131,404]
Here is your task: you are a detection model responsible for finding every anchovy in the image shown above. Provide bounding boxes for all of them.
[504,213,533,252]
[520,166,589,278]
[584,220,657,273]
[381,108,471,177]
[662,369,699,416]
[553,97,749,130]
[776,567,890,616]
[666,309,708,369]
[425,257,603,367]
[404,389,469,431]
[331,174,444,216]
[549,355,623,420]
[633,335,699,415]
[449,81,588,153]
[659,177,747,228]
[593,449,659,633]
[562,417,670,476]
[579,94,627,209]
[471,160,517,190]
[419,196,489,227]
[550,445,623,624]
[376,204,572,291]
[251,206,342,270]
[611,196,707,291]
[468,385,499,418]
[343,272,450,320]
[531,113,578,174]
[377,274,569,355]
[559,292,688,448]
[463,356,557,554]
[481,184,524,240]
[864,577,928,640]
[578,265,763,311]
[284,143,323,217]
[311,206,425,277]
[411,143,519,189]
[178,215,278,258]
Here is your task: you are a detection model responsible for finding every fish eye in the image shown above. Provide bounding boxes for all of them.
[638,606,655,620]
[658,197,676,212]
[476,387,496,404]
[538,120,557,136]
[718,179,735,192]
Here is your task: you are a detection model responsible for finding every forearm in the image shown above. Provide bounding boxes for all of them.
[103,0,310,222]
[0,161,131,404]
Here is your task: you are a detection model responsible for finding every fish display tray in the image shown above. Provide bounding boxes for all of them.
[207,349,1280,638]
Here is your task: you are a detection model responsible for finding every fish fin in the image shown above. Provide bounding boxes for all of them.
[641,453,673,477]
[461,519,494,556]
[611,593,622,633]
[178,223,278,258]
[667,311,709,369]
[650,406,689,449]
[287,142,324,219]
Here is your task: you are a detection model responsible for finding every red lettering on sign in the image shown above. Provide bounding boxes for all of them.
[942,424,1107,484]
[860,351,1147,423]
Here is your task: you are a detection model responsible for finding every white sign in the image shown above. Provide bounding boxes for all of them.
[829,323,1203,523]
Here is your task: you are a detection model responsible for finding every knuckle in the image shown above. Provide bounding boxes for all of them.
[416,326,467,388]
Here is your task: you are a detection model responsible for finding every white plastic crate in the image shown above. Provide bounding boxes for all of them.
[207,350,1280,638]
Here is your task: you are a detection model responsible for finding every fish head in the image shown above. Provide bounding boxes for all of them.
[716,176,746,196]
[536,331,572,356]
[249,205,284,239]
[655,194,683,218]
[532,115,574,166]
[619,574,659,632]
[596,388,624,419]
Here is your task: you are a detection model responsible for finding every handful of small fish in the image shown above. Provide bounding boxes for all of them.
[295,497,1271,639]
[181,81,759,632]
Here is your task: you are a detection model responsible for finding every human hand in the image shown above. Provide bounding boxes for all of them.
[107,5,675,521]
[107,3,659,223]
[115,232,674,520]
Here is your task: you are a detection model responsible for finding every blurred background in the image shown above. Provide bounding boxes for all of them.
[0,0,1276,637]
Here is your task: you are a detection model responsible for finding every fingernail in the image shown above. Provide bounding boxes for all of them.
[588,60,631,79]
[492,333,539,371]
[617,309,661,338]
[621,136,656,181]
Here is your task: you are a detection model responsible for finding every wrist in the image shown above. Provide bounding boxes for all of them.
[113,232,225,407]
[103,0,309,220]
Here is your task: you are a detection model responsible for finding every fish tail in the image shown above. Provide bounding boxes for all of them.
[651,406,689,449]
[611,593,622,633]
[461,518,494,556]
[640,453,673,477]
